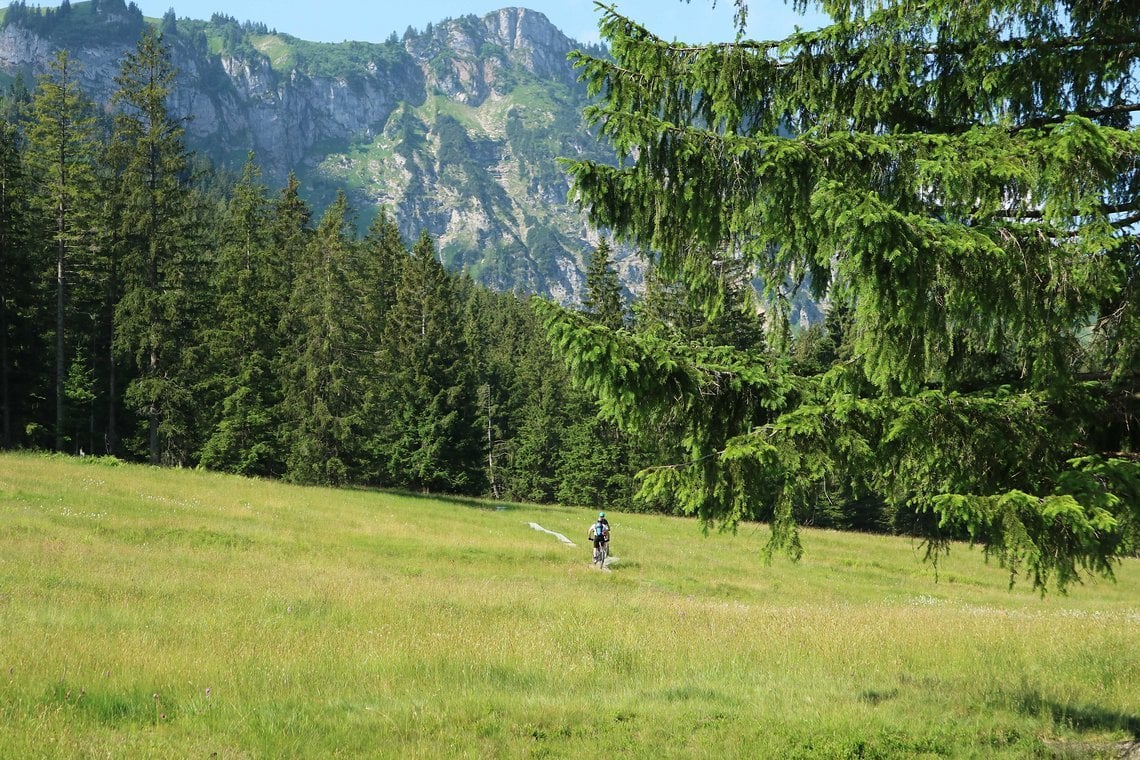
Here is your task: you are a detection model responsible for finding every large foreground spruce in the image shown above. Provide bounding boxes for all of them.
[542,0,1140,591]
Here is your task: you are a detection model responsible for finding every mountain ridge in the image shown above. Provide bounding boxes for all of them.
[0,1,628,301]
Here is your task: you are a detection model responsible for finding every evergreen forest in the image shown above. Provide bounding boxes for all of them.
[2,0,1139,594]
[0,28,701,515]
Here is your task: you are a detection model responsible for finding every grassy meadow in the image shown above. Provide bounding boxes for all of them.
[0,451,1137,758]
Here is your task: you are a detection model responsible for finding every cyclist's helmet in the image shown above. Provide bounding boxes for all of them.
[599,512,605,518]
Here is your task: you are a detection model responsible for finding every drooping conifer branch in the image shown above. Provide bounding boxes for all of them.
[549,0,1140,591]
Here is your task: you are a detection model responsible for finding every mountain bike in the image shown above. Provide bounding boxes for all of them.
[592,540,608,568]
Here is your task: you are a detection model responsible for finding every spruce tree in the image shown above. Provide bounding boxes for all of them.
[488,299,566,503]
[360,209,405,340]
[453,278,500,496]
[354,209,406,483]
[0,119,36,449]
[107,27,197,464]
[199,154,283,475]
[505,381,564,502]
[555,401,632,509]
[23,50,101,452]
[374,231,483,494]
[269,172,310,289]
[554,236,637,508]
[279,192,367,485]
[543,0,1140,589]
[582,237,624,330]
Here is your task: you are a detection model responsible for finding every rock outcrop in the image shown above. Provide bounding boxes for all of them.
[0,4,628,301]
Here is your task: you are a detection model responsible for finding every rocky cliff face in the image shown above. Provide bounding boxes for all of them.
[0,3,631,302]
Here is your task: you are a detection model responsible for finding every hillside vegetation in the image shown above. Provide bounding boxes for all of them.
[0,1,622,300]
[1,452,1136,757]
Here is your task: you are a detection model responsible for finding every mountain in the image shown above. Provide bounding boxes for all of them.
[0,0,633,301]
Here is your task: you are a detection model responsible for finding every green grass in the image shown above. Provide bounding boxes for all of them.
[251,34,297,71]
[1,451,1137,757]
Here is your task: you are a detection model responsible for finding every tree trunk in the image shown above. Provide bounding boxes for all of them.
[56,233,65,452]
[106,257,118,456]
[149,344,159,464]
[0,292,9,448]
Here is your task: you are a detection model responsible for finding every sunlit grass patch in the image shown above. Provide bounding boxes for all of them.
[0,451,1136,756]
[251,34,296,70]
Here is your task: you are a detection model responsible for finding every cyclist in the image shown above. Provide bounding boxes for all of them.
[588,512,610,562]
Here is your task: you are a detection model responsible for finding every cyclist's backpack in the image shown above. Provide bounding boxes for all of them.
[594,521,606,540]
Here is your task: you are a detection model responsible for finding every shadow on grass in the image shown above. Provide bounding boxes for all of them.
[352,486,524,513]
[1016,689,1140,739]
[44,682,171,726]
[860,688,900,706]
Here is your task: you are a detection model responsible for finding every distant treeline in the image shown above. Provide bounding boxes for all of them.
[1,0,146,45]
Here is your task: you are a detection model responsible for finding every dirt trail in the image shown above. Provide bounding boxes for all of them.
[528,521,618,568]
[527,522,576,547]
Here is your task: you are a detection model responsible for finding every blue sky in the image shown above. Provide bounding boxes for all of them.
[86,1,828,46]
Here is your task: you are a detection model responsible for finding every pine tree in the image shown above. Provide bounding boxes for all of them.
[453,277,500,496]
[543,0,1140,590]
[505,384,564,502]
[95,144,126,457]
[23,50,101,452]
